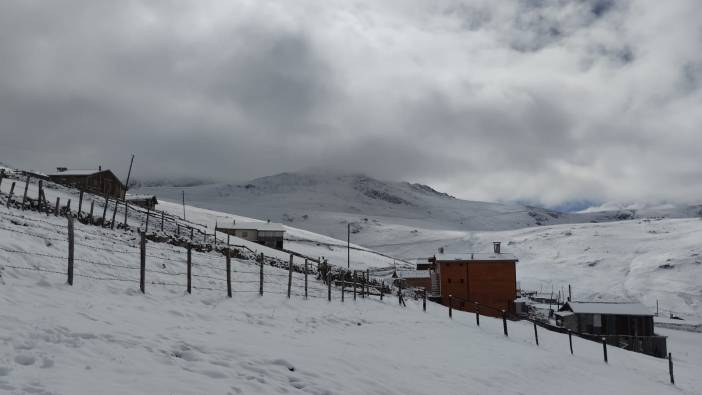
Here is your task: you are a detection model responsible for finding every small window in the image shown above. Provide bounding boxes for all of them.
[242,231,248,237]
[460,278,464,284]
[448,278,452,284]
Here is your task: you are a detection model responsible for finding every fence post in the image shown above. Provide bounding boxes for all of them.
[37,180,44,211]
[145,208,151,233]
[139,231,146,294]
[54,197,60,216]
[110,200,118,229]
[123,201,129,226]
[423,289,427,312]
[259,253,264,296]
[669,353,674,384]
[502,310,508,336]
[327,273,332,302]
[287,254,293,298]
[0,169,4,189]
[380,281,384,301]
[533,322,539,346]
[65,199,71,215]
[353,271,357,301]
[361,271,365,299]
[177,223,180,236]
[568,330,573,354]
[226,247,232,298]
[161,211,165,231]
[21,175,30,210]
[475,302,480,326]
[341,271,345,302]
[88,200,95,225]
[101,194,109,226]
[187,244,192,294]
[67,214,74,285]
[602,337,608,363]
[6,182,16,208]
[78,190,84,215]
[366,269,370,298]
[304,259,308,299]
[449,295,453,319]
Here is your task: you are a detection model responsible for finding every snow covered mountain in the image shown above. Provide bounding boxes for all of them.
[134,171,702,244]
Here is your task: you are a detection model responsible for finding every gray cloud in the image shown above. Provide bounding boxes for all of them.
[0,0,700,207]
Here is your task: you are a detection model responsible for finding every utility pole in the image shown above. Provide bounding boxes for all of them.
[347,222,350,269]
[123,154,135,225]
[182,190,186,220]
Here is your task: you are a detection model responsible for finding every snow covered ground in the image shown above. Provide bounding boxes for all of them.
[2,172,702,394]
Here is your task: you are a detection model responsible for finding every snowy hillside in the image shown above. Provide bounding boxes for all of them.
[2,203,702,394]
[364,218,702,323]
[133,171,702,245]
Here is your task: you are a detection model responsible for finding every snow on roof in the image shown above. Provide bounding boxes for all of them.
[221,222,286,232]
[397,270,430,279]
[435,252,518,262]
[48,169,102,176]
[126,194,157,201]
[563,302,653,316]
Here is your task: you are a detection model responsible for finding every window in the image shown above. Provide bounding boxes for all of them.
[448,278,452,284]
[460,278,464,284]
[242,231,248,238]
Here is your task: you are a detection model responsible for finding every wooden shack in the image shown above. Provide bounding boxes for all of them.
[126,194,158,210]
[429,242,518,317]
[48,168,126,200]
[217,222,285,250]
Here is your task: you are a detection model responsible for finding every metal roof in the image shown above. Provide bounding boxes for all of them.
[126,194,157,201]
[435,252,518,262]
[220,222,286,232]
[561,302,653,316]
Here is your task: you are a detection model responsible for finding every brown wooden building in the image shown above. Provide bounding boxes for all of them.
[429,242,518,317]
[48,168,126,200]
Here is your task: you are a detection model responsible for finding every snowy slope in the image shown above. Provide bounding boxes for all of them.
[133,171,702,244]
[2,206,702,394]
[362,218,702,322]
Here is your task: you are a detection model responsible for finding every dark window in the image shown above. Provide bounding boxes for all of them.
[460,278,464,284]
[448,278,452,284]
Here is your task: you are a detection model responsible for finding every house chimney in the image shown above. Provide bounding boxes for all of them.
[56,167,67,173]
[438,247,444,254]
[493,242,501,254]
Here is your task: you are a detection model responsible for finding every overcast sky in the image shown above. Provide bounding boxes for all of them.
[0,0,700,206]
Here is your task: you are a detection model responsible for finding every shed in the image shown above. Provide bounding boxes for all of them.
[126,194,158,210]
[394,269,431,290]
[48,168,126,200]
[218,222,285,250]
[557,302,654,336]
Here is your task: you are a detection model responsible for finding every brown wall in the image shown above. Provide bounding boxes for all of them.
[438,260,516,317]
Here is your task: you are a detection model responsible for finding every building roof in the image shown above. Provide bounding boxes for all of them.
[561,302,653,316]
[126,194,157,202]
[220,222,286,232]
[396,270,431,279]
[434,252,519,262]
[48,169,102,176]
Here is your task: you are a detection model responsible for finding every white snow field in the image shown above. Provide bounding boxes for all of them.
[1,174,702,394]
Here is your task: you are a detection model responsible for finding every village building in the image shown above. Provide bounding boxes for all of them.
[217,222,285,250]
[556,302,655,336]
[126,194,158,210]
[556,301,667,357]
[392,269,432,290]
[48,167,126,200]
[428,242,518,317]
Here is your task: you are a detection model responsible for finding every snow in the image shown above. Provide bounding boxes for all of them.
[2,175,702,393]
[435,252,519,261]
[222,222,286,232]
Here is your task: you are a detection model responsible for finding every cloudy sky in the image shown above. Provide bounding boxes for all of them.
[0,0,700,206]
